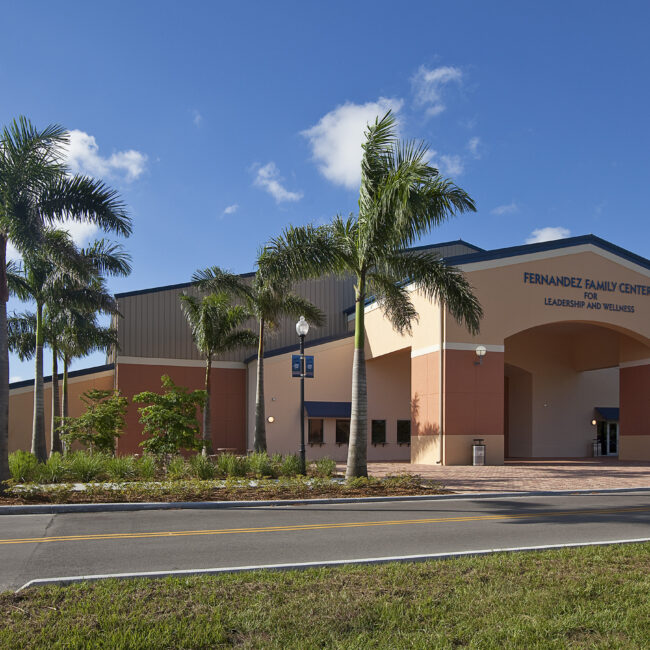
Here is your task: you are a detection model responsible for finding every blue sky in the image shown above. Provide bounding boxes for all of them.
[2,0,649,380]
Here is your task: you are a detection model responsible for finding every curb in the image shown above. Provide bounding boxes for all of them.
[2,485,650,515]
[17,536,650,591]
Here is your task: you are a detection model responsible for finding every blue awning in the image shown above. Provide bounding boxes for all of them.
[595,407,619,421]
[304,401,351,418]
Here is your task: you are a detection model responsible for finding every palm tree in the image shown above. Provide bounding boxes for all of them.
[47,240,130,454]
[266,112,482,477]
[57,313,118,424]
[0,116,131,484]
[11,229,88,460]
[9,234,129,459]
[193,252,325,452]
[180,291,258,455]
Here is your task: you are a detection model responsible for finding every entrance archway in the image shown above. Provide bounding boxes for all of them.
[504,321,650,459]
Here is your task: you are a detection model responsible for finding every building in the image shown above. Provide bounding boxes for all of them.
[9,235,650,464]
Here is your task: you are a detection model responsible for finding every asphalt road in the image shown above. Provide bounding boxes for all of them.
[2,492,650,592]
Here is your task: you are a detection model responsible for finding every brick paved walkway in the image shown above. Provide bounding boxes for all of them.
[339,459,650,493]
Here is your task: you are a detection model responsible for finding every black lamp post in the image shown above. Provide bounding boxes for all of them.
[295,315,310,474]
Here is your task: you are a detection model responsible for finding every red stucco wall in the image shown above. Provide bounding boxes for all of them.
[116,363,246,454]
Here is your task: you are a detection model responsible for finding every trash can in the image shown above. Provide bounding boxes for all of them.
[472,438,486,466]
[592,438,600,458]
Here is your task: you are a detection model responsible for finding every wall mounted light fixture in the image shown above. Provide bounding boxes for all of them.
[267,416,275,423]
[474,345,487,365]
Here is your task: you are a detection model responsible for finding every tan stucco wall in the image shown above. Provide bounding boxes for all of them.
[247,337,410,461]
[410,350,440,463]
[9,370,115,454]
[445,250,650,347]
[505,327,619,457]
[444,434,505,465]
[619,435,650,461]
[363,288,441,359]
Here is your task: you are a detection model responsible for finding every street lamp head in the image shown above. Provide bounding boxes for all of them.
[296,315,310,337]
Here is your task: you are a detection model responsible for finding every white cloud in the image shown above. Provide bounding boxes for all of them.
[491,201,519,216]
[6,241,20,263]
[192,110,202,127]
[467,136,481,159]
[525,226,571,244]
[9,375,23,383]
[7,219,100,263]
[412,65,462,117]
[222,203,239,215]
[254,162,303,203]
[52,219,100,247]
[437,154,464,177]
[64,130,147,182]
[302,97,404,189]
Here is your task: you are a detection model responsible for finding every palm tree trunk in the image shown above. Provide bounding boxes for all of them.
[346,278,368,478]
[254,318,266,452]
[31,302,47,462]
[202,357,212,456]
[0,236,10,489]
[50,346,62,456]
[62,353,69,420]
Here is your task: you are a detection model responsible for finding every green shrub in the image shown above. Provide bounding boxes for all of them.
[166,456,189,480]
[8,450,39,483]
[247,451,275,478]
[279,454,303,477]
[345,476,380,489]
[310,457,336,478]
[216,453,247,477]
[189,454,216,480]
[133,376,206,456]
[134,455,157,480]
[38,452,66,484]
[64,451,107,483]
[381,474,422,489]
[105,456,138,482]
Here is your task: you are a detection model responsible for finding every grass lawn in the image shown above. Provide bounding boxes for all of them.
[1,544,649,649]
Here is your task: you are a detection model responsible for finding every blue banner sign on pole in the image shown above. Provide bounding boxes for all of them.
[304,355,314,378]
[291,355,314,378]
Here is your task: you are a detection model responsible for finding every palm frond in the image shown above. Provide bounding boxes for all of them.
[81,238,132,277]
[383,251,483,334]
[274,293,326,329]
[191,266,252,299]
[38,175,132,237]
[8,312,37,361]
[366,272,419,335]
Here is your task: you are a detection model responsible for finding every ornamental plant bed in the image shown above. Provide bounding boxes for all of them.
[0,475,448,506]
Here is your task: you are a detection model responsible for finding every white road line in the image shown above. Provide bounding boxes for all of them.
[17,536,650,592]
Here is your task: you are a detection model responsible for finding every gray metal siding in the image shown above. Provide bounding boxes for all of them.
[116,242,478,362]
[117,274,355,362]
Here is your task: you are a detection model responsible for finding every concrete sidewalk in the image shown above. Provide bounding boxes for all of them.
[355,458,650,492]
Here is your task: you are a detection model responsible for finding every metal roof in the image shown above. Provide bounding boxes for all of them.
[595,407,619,421]
[9,364,114,390]
[304,401,352,418]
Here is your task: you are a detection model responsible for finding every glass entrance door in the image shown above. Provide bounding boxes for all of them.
[606,422,619,456]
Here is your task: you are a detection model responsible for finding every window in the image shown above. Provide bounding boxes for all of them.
[371,420,386,445]
[397,420,411,445]
[335,419,350,445]
[308,419,324,445]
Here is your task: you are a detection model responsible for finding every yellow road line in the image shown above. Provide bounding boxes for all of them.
[1,506,648,546]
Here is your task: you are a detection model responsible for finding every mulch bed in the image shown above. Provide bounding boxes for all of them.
[0,483,448,506]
